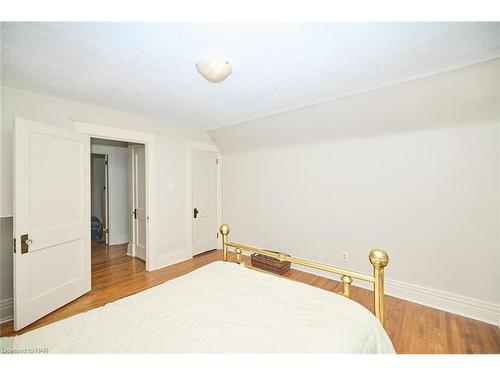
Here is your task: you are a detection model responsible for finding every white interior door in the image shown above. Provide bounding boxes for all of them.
[192,149,218,255]
[14,117,91,331]
[133,146,146,261]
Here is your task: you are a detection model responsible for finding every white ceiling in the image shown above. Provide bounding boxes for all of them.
[1,22,499,130]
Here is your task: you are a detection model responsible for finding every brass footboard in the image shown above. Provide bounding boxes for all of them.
[219,224,389,326]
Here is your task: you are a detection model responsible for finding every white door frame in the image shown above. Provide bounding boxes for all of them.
[74,121,156,271]
[186,141,222,257]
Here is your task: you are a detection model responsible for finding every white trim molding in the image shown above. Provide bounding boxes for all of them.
[74,120,156,271]
[74,120,156,144]
[1,298,14,323]
[292,265,500,326]
[185,141,223,258]
[384,279,500,326]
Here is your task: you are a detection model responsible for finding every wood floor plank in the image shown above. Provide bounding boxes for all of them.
[1,242,499,354]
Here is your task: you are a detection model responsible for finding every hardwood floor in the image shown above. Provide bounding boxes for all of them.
[2,242,499,354]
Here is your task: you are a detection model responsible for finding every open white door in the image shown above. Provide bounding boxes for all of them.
[192,149,218,255]
[14,117,91,331]
[133,146,146,261]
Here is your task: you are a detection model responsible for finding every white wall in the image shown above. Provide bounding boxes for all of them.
[0,86,212,320]
[210,60,500,324]
[210,59,500,153]
[91,143,130,245]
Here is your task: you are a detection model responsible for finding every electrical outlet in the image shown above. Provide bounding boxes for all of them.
[341,251,348,262]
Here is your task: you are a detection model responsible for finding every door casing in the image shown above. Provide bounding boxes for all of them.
[74,121,156,271]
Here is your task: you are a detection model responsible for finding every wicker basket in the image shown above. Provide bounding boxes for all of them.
[250,253,291,275]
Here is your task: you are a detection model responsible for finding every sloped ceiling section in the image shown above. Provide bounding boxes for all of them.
[208,59,500,153]
[1,22,500,130]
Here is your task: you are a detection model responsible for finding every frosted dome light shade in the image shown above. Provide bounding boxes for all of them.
[196,58,232,83]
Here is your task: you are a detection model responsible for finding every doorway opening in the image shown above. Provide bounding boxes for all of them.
[90,153,108,245]
[90,138,147,266]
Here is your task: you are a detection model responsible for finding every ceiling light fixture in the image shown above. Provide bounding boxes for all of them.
[196,58,232,83]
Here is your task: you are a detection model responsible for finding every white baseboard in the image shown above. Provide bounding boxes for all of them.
[292,265,500,326]
[0,298,13,323]
[384,279,500,326]
[126,243,133,257]
[149,249,191,271]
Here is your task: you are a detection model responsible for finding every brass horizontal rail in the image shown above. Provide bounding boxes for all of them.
[225,240,375,283]
[220,224,389,326]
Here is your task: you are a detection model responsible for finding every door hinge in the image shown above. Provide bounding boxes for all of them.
[13,238,16,254]
[217,232,219,239]
[133,209,137,219]
[216,158,219,165]
[105,160,108,166]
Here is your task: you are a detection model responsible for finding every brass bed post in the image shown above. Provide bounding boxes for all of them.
[341,275,353,298]
[369,249,389,325]
[220,224,230,261]
[235,248,242,264]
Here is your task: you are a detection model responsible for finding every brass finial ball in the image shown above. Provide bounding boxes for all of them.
[219,224,230,236]
[369,249,389,268]
[341,275,353,284]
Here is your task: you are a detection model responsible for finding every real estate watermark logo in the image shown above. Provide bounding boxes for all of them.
[1,347,49,354]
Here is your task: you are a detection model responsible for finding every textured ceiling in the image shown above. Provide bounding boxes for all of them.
[1,22,499,130]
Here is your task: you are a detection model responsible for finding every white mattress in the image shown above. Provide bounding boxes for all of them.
[3,261,395,353]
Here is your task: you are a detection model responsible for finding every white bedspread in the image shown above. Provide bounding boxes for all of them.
[3,261,395,353]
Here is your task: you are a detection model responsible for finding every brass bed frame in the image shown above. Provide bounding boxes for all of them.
[219,224,389,325]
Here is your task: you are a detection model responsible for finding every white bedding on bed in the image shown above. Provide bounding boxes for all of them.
[4,261,395,353]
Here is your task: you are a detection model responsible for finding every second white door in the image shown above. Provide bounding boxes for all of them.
[192,149,218,255]
[133,146,146,261]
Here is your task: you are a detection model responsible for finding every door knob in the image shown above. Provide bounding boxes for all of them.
[193,208,199,218]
